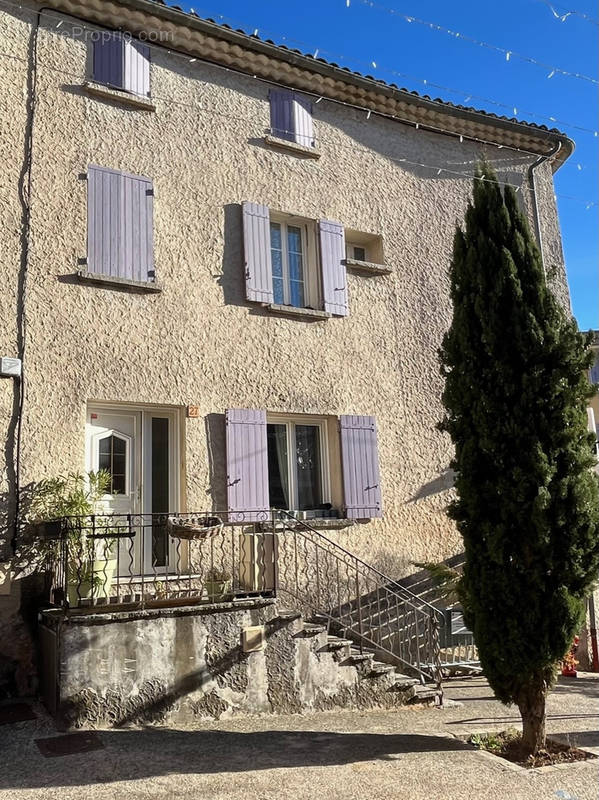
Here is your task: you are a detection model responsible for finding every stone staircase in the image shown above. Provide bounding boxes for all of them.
[276,607,440,709]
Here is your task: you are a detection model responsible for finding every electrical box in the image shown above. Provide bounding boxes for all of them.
[242,626,265,653]
[0,358,21,378]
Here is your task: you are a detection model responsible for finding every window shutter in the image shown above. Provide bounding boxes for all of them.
[93,33,124,89]
[319,219,348,316]
[124,39,150,96]
[269,89,295,141]
[226,409,270,522]
[340,415,382,519]
[87,165,154,282]
[242,202,274,304]
[293,95,314,147]
[121,171,154,281]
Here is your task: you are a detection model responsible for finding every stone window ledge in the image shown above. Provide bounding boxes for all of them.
[267,303,331,320]
[344,258,392,275]
[263,135,321,159]
[268,518,356,531]
[83,81,156,111]
[77,270,162,293]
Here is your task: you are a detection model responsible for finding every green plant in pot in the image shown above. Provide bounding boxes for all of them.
[204,566,232,600]
[27,471,118,605]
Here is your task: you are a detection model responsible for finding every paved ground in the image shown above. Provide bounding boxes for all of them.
[0,675,597,800]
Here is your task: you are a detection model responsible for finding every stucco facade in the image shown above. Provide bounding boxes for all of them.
[0,1,574,694]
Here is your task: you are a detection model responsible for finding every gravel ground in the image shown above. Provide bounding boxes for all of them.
[0,675,597,800]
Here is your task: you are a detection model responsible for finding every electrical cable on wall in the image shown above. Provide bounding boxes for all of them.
[0,0,598,139]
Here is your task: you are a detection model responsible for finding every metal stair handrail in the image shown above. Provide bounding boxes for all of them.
[274,510,444,617]
[272,510,444,686]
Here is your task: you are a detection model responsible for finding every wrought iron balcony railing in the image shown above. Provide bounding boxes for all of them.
[41,511,277,611]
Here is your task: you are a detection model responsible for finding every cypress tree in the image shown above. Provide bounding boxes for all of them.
[439,163,599,755]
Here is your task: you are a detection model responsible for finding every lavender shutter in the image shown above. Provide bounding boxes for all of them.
[122,171,154,281]
[93,33,124,89]
[319,219,349,316]
[124,39,150,96]
[269,89,295,142]
[340,415,382,519]
[242,202,274,303]
[293,95,314,147]
[87,165,154,282]
[226,409,270,522]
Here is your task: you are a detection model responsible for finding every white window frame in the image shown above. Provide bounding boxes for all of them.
[270,214,321,310]
[92,429,133,498]
[266,414,331,511]
[346,242,368,262]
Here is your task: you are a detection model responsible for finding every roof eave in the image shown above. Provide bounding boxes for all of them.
[43,0,575,170]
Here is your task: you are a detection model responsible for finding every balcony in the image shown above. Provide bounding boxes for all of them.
[40,512,277,612]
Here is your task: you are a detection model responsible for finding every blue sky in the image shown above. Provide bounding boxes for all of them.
[181,0,598,330]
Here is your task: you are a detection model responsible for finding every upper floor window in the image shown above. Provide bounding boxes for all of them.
[590,352,599,385]
[269,89,315,148]
[242,202,348,317]
[93,32,151,97]
[86,165,155,285]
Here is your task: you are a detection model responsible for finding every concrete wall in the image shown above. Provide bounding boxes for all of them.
[0,2,573,693]
[41,600,415,726]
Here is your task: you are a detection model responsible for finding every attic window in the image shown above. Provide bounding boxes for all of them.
[269,89,315,148]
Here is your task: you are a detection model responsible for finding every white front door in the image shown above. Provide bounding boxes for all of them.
[86,405,179,574]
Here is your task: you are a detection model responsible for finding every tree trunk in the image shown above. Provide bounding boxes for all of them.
[517,682,547,756]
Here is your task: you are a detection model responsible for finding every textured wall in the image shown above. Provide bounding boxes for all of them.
[43,600,415,726]
[0,6,572,592]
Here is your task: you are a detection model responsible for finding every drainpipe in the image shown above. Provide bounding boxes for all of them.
[527,140,562,278]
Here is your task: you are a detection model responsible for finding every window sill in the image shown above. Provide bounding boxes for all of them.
[263,135,321,159]
[344,258,392,276]
[267,303,331,320]
[77,270,162,293]
[267,518,356,531]
[83,81,156,111]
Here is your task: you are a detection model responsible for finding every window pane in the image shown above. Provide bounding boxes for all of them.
[295,425,322,510]
[267,424,290,509]
[287,226,302,255]
[151,417,170,567]
[289,280,305,308]
[270,223,285,305]
[287,227,304,307]
[98,434,127,495]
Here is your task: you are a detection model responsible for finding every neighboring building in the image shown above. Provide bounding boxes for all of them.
[0,0,575,720]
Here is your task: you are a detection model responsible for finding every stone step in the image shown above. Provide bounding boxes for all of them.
[408,686,440,705]
[343,651,375,664]
[326,637,352,649]
[393,674,420,691]
[276,609,302,621]
[299,623,327,637]
[368,663,396,677]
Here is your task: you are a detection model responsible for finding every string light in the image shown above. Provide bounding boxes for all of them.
[1,0,596,137]
[0,0,595,205]
[538,0,599,25]
[357,0,599,85]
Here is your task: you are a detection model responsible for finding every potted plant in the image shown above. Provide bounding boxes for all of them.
[204,566,232,600]
[27,471,118,605]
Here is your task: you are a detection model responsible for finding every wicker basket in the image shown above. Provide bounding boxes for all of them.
[166,516,224,540]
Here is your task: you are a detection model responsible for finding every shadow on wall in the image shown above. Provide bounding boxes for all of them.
[409,468,455,503]
[204,413,227,510]
[218,203,279,320]
[0,728,471,789]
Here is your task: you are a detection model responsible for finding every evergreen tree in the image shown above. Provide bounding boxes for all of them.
[439,163,599,755]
